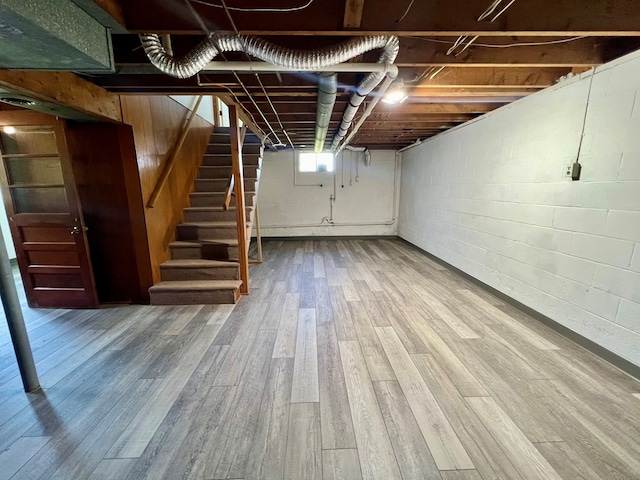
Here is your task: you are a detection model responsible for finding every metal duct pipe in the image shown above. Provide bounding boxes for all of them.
[140,33,399,150]
[335,73,397,154]
[315,73,337,153]
[330,36,399,151]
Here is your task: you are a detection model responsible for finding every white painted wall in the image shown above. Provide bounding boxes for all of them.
[257,149,399,237]
[170,95,215,124]
[398,49,640,366]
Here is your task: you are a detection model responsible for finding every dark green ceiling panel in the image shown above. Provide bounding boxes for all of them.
[0,0,114,72]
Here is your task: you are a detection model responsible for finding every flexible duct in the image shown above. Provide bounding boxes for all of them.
[139,33,399,150]
[315,73,337,153]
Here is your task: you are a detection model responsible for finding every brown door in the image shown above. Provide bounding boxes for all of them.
[0,111,98,308]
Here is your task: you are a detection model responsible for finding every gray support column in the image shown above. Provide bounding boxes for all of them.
[0,227,39,392]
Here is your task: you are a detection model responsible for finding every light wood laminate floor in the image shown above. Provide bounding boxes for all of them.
[1,239,640,480]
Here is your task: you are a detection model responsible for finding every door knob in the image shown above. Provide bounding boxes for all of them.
[69,225,81,235]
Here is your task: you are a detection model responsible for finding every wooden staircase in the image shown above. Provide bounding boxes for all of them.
[149,127,263,305]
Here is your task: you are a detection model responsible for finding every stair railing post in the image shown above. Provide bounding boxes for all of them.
[229,105,249,294]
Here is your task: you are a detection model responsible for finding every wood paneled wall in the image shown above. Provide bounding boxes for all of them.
[120,96,213,283]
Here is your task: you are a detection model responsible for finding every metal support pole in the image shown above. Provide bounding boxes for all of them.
[0,227,39,392]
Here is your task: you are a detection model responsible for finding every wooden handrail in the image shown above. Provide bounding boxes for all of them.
[147,95,203,208]
[229,105,249,295]
[222,174,234,211]
[221,124,247,211]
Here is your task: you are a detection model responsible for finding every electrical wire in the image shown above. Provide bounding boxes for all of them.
[448,0,516,56]
[477,0,503,21]
[486,0,517,22]
[196,74,266,137]
[396,0,415,23]
[191,0,314,13]
[218,0,295,148]
[404,35,588,49]
[184,0,210,34]
[184,0,283,145]
[576,68,596,161]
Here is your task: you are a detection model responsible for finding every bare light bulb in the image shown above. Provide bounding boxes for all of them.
[382,79,409,104]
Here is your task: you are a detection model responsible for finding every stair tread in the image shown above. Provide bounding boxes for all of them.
[190,191,256,196]
[171,239,239,247]
[203,153,262,157]
[179,221,251,227]
[196,177,259,181]
[149,280,242,292]
[160,259,239,268]
[184,206,253,211]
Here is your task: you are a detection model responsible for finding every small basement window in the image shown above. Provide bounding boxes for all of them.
[298,152,334,172]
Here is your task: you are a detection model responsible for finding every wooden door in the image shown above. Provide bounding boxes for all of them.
[0,111,98,308]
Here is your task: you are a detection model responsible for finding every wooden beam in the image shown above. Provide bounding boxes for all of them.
[119,0,640,36]
[410,67,568,87]
[217,93,266,140]
[395,37,603,67]
[266,102,498,115]
[344,0,365,29]
[0,70,122,123]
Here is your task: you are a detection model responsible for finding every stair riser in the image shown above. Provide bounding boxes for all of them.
[184,209,253,223]
[207,144,262,155]
[202,154,262,166]
[195,178,258,192]
[170,244,239,261]
[150,288,239,305]
[190,193,255,207]
[212,128,260,144]
[161,266,240,281]
[177,225,238,240]
[199,166,260,179]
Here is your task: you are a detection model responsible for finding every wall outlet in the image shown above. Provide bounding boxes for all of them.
[565,161,582,180]
[564,164,573,177]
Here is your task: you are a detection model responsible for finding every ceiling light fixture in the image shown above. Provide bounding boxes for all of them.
[382,78,408,104]
[2,126,16,135]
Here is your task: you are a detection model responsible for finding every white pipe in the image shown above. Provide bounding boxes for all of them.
[203,61,399,74]
[335,71,398,154]
[396,138,423,153]
[264,152,399,229]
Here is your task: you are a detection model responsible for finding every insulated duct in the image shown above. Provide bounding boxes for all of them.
[315,73,337,153]
[330,37,399,151]
[139,34,398,80]
[139,33,399,151]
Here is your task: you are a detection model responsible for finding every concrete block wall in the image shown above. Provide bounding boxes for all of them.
[398,50,640,366]
[258,150,399,237]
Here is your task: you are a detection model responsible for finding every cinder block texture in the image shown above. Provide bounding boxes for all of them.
[399,50,640,366]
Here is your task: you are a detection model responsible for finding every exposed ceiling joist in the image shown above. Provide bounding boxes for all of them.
[65,0,640,149]
[394,36,606,67]
[343,0,365,29]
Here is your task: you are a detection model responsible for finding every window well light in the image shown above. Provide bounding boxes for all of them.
[299,152,334,172]
[382,78,408,105]
[2,126,16,135]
